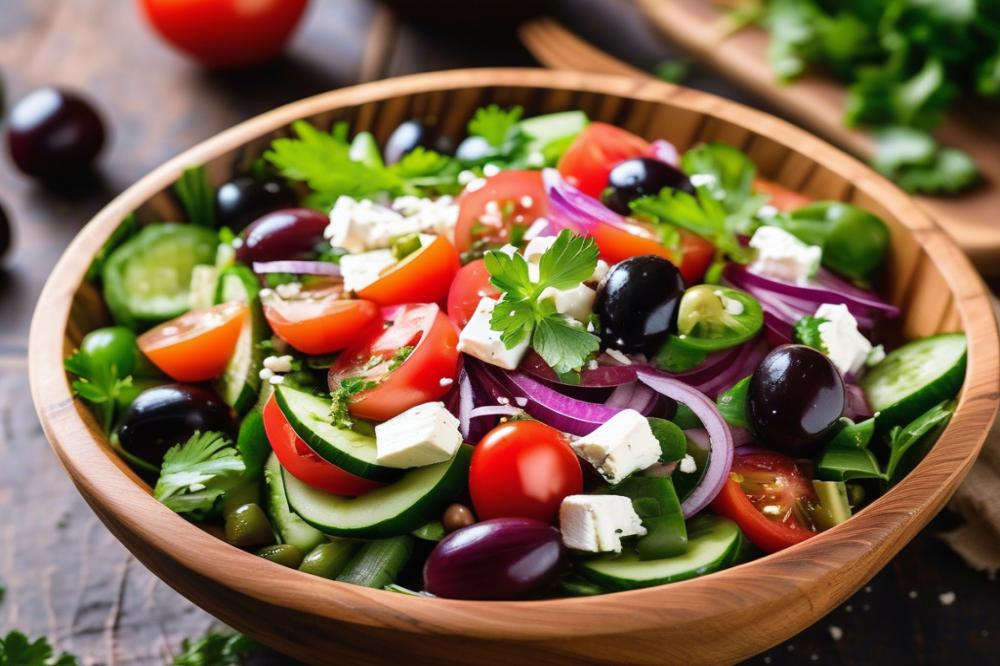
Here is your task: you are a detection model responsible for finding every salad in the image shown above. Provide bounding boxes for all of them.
[64,105,966,600]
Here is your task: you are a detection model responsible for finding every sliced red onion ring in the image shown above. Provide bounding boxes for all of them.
[252,260,341,276]
[543,168,639,236]
[519,350,639,387]
[469,405,524,419]
[455,367,475,440]
[845,383,874,421]
[636,369,735,518]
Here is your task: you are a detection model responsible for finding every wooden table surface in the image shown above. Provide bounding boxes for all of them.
[0,1,996,664]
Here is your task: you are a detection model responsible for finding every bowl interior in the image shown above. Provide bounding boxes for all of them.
[32,69,1000,664]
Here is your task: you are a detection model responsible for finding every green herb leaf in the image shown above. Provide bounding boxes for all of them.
[532,313,601,376]
[388,345,415,372]
[884,401,954,484]
[173,630,255,666]
[792,315,827,351]
[0,631,78,666]
[329,376,378,429]
[153,432,245,519]
[468,104,524,149]
[64,352,134,433]
[175,166,216,228]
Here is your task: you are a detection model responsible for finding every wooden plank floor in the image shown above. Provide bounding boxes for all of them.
[0,1,996,663]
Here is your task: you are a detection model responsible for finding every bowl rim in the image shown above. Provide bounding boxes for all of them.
[28,68,999,641]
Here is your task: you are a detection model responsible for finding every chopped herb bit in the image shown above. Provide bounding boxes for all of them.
[793,315,827,351]
[388,345,415,372]
[0,630,78,666]
[329,376,378,429]
[172,630,255,666]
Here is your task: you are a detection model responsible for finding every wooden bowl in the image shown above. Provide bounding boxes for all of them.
[29,69,999,665]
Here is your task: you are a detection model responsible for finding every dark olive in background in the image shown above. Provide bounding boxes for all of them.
[215,176,298,232]
[6,87,106,181]
[379,0,549,31]
[117,383,235,467]
[747,345,845,454]
[601,157,694,215]
[0,202,11,261]
[235,208,328,264]
[383,119,453,165]
[594,255,685,354]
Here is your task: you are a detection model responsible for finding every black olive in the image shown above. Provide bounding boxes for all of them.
[117,384,235,467]
[747,345,845,454]
[594,255,685,354]
[601,158,694,215]
[215,176,298,232]
[384,119,453,164]
[0,202,11,261]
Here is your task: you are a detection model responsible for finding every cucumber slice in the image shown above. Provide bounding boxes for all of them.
[102,223,218,329]
[283,445,472,538]
[519,111,589,154]
[274,384,400,482]
[214,265,267,414]
[577,516,742,591]
[189,264,219,310]
[860,333,966,429]
[264,454,326,553]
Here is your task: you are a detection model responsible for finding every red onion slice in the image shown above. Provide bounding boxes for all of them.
[252,260,341,276]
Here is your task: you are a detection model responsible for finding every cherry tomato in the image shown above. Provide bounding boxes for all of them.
[557,123,652,198]
[591,219,715,285]
[446,259,501,328]
[754,178,812,212]
[357,236,460,306]
[263,286,380,355]
[137,302,247,382]
[469,420,582,522]
[454,171,548,254]
[711,449,820,553]
[263,395,381,496]
[328,303,459,421]
[140,0,309,69]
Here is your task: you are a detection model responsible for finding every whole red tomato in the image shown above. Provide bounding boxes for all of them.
[140,0,309,69]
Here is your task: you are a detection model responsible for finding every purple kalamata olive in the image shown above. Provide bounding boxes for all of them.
[235,208,327,264]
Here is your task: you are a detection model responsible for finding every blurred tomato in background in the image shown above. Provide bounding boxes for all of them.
[140,0,309,69]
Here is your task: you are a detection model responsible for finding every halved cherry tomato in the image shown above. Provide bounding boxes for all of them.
[591,219,715,284]
[357,236,460,306]
[754,178,812,212]
[557,123,652,198]
[446,259,501,328]
[263,395,381,496]
[263,286,380,355]
[328,303,459,421]
[137,301,247,382]
[469,420,582,522]
[454,170,548,254]
[711,449,820,553]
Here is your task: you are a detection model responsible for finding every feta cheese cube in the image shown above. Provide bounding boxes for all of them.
[559,495,647,553]
[375,402,463,468]
[340,249,396,292]
[262,355,294,374]
[815,303,875,376]
[590,259,610,284]
[749,226,822,285]
[391,195,459,238]
[457,297,529,370]
[523,235,558,263]
[539,283,596,323]
[326,196,412,253]
[570,409,661,484]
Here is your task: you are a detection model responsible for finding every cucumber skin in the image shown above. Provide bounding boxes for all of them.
[264,454,326,553]
[214,265,267,414]
[274,385,401,482]
[862,334,966,431]
[286,445,473,539]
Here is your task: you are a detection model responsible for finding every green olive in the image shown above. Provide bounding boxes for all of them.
[225,503,274,548]
[299,541,358,579]
[78,326,139,381]
[257,544,303,568]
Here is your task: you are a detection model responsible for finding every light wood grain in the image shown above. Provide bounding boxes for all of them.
[28,69,1000,665]
[634,0,1000,274]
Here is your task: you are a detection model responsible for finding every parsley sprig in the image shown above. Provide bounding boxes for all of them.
[63,351,134,433]
[153,431,246,519]
[329,377,377,429]
[175,165,216,228]
[0,631,77,666]
[484,230,601,375]
[172,630,255,666]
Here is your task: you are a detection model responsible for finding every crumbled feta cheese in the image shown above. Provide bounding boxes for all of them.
[522,217,551,240]
[457,297,530,370]
[520,195,534,208]
[559,494,647,553]
[815,303,875,376]
[717,290,745,315]
[749,226,822,285]
[526,151,546,168]
[325,195,457,252]
[259,368,274,381]
[268,374,285,385]
[679,454,697,474]
[483,163,501,177]
[939,591,956,606]
[757,204,779,220]
[604,349,632,365]
[523,235,558,263]
[340,249,396,292]
[374,402,463,468]
[514,396,528,407]
[497,244,519,257]
[465,177,487,192]
[867,344,885,366]
[458,170,477,185]
[828,626,843,641]
[586,359,599,370]
[570,409,661,484]
[539,284,596,323]
[689,173,717,188]
[589,259,610,284]
[274,281,302,299]
[263,355,294,374]
[258,288,274,299]
[392,195,459,238]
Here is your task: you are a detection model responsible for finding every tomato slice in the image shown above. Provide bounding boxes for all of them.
[328,303,460,421]
[446,258,501,328]
[454,170,548,254]
[754,178,812,212]
[711,449,820,553]
[557,123,652,198]
[137,301,247,382]
[591,219,715,285]
[469,420,582,522]
[357,236,460,306]
[263,286,380,355]
[263,395,382,496]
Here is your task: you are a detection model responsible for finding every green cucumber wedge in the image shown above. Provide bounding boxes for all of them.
[274,384,401,482]
[578,516,742,591]
[264,454,326,553]
[283,445,472,538]
[860,333,966,430]
[214,265,267,414]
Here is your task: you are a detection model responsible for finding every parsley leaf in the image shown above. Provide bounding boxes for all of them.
[387,345,415,372]
[329,376,377,429]
[872,127,978,194]
[485,230,601,375]
[792,315,827,351]
[468,105,524,149]
[175,165,216,228]
[153,432,245,519]
[0,631,78,666]
[63,350,134,433]
[173,630,255,666]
